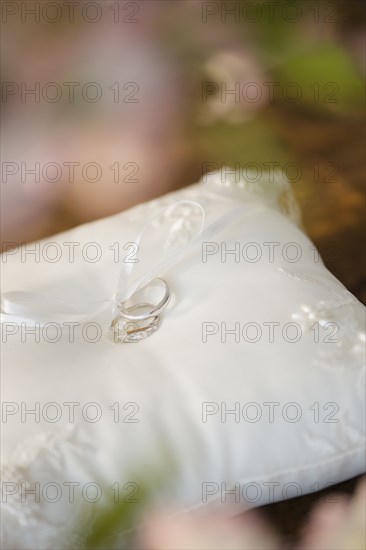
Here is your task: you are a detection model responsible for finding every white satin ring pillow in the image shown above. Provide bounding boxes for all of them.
[1,170,365,549]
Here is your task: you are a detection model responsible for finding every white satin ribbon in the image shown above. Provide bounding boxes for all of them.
[1,199,257,327]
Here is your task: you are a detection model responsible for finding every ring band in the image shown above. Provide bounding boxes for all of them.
[110,307,160,343]
[117,278,171,321]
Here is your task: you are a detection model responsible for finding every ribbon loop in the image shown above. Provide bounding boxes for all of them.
[1,197,255,334]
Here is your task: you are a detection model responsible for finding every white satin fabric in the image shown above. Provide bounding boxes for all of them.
[1,171,365,549]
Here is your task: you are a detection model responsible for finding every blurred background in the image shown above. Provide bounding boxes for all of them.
[1,0,365,303]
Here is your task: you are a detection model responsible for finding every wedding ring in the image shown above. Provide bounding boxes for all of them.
[111,306,160,343]
[117,278,171,321]
[110,278,171,343]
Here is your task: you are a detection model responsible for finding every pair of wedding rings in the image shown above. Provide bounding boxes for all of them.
[110,278,171,343]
